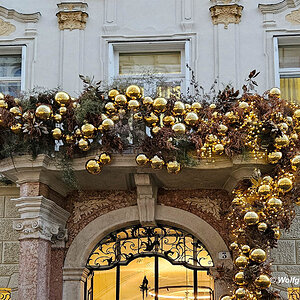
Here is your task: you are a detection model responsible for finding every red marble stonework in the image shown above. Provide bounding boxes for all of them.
[50,248,65,300]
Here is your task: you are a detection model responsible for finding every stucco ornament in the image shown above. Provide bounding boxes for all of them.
[0,18,16,36]
[286,9,300,24]
[210,4,243,29]
[184,197,221,219]
[56,11,88,30]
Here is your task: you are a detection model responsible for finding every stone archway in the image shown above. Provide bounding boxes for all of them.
[63,205,231,300]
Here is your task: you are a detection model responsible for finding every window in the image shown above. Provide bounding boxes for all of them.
[275,37,300,103]
[0,47,25,97]
[109,41,189,98]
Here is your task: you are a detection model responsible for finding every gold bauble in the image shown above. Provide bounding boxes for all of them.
[214,143,224,155]
[145,113,159,126]
[85,159,101,175]
[72,102,80,109]
[267,197,282,210]
[128,99,140,110]
[150,155,164,170]
[293,109,300,120]
[55,91,70,106]
[172,123,186,135]
[52,128,62,140]
[278,177,293,192]
[244,211,259,226]
[254,275,271,289]
[239,101,249,109]
[173,101,185,115]
[258,222,268,232]
[0,92,4,100]
[275,134,289,147]
[235,255,249,269]
[210,104,216,109]
[136,154,149,166]
[218,124,228,134]
[241,245,250,254]
[191,102,202,112]
[105,102,116,113]
[273,228,281,239]
[10,106,22,116]
[0,100,8,109]
[10,123,22,134]
[220,296,232,300]
[258,184,271,196]
[268,151,282,163]
[118,108,126,116]
[98,152,111,165]
[235,272,246,285]
[269,87,281,99]
[143,97,153,105]
[295,125,300,134]
[35,105,52,120]
[81,124,95,138]
[279,122,288,132]
[229,242,239,251]
[59,106,67,115]
[101,118,114,130]
[78,139,90,151]
[291,133,298,141]
[262,176,273,184]
[166,161,181,174]
[206,134,218,144]
[75,128,82,137]
[152,126,161,134]
[133,113,143,121]
[111,115,120,123]
[185,104,191,111]
[225,111,236,122]
[153,98,167,112]
[184,112,199,126]
[114,94,127,106]
[54,114,62,122]
[291,155,300,170]
[250,249,266,263]
[163,115,175,126]
[108,89,120,100]
[235,288,248,299]
[126,85,141,100]
[65,135,74,144]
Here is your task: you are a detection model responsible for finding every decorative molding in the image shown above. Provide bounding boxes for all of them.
[286,8,300,24]
[0,18,16,36]
[209,4,243,29]
[12,196,70,245]
[0,5,40,23]
[181,0,194,31]
[57,2,88,11]
[259,0,300,14]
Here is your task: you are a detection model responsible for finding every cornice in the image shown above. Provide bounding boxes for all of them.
[0,6,40,23]
[259,0,300,14]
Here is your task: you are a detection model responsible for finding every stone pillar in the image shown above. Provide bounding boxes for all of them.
[12,194,69,300]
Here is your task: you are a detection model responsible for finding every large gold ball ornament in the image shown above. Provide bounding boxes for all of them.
[278,177,293,193]
[291,133,298,141]
[244,211,259,226]
[85,159,101,175]
[254,275,271,289]
[258,184,271,197]
[191,102,202,112]
[291,155,300,170]
[136,154,149,166]
[10,106,22,116]
[55,91,70,106]
[219,296,232,300]
[150,155,164,170]
[52,128,62,140]
[258,222,268,232]
[128,99,140,110]
[229,242,239,251]
[235,255,249,269]
[239,101,249,109]
[166,161,181,174]
[241,245,250,254]
[99,152,111,165]
[143,97,153,105]
[114,94,127,106]
[268,151,282,164]
[234,272,246,285]
[54,114,62,123]
[172,123,186,135]
[81,124,95,138]
[218,124,228,134]
[126,85,141,100]
[10,123,22,134]
[184,112,199,126]
[235,288,248,299]
[269,87,281,99]
[105,102,116,113]
[59,106,67,115]
[249,249,266,263]
[0,100,8,109]
[65,135,74,144]
[210,104,216,109]
[108,89,120,100]
[133,113,143,121]
[153,98,167,112]
[275,134,289,148]
[185,103,191,111]
[173,101,185,115]
[101,118,114,130]
[145,113,159,126]
[163,115,175,126]
[78,139,90,151]
[35,105,52,120]
[214,143,224,155]
[267,197,282,210]
[279,122,288,132]
[293,109,300,120]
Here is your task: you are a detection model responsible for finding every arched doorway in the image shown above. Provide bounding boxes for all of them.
[84,224,214,300]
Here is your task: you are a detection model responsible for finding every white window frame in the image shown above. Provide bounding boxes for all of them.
[0,45,26,94]
[108,40,190,95]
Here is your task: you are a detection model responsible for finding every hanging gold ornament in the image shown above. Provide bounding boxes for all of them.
[275,134,289,148]
[54,114,62,122]
[150,155,164,170]
[125,85,141,100]
[184,112,199,126]
[78,139,90,151]
[234,288,248,299]
[101,118,114,130]
[105,102,116,113]
[234,272,246,285]
[173,101,185,115]
[267,151,282,164]
[145,113,159,126]
[273,227,281,239]
[10,106,22,116]
[55,91,70,106]
[191,102,202,112]
[249,249,266,263]
[133,113,143,121]
[65,135,74,144]
[244,211,259,225]
[266,197,282,210]
[172,123,186,135]
[72,102,80,109]
[218,124,228,134]
[258,184,271,197]
[219,296,232,300]
[152,126,161,134]
[59,106,67,115]
[279,122,288,132]
[241,245,250,254]
[185,104,191,111]
[114,94,127,106]
[52,128,62,139]
[258,222,268,232]
[75,128,82,137]
[143,97,153,106]
[153,98,167,113]
[235,255,249,269]
[209,104,216,109]
[10,123,22,134]
[225,111,236,122]
[163,115,175,126]
[35,105,52,120]
[0,100,8,109]
[108,89,120,100]
[293,109,300,120]
[136,154,149,166]
[229,242,239,251]
[291,133,298,141]
[85,159,102,175]
[278,177,293,193]
[128,99,140,110]
[214,143,224,155]
[254,275,271,289]
[269,88,281,99]
[118,108,126,116]
[111,114,120,123]
[239,101,249,109]
[291,155,300,170]
[166,161,181,174]
[81,124,95,138]
[99,152,111,165]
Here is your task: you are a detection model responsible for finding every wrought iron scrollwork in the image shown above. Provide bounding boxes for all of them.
[0,289,11,300]
[87,224,213,270]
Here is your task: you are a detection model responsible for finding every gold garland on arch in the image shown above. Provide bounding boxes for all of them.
[0,83,299,299]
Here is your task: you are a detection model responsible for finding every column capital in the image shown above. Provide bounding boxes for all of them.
[12,196,70,245]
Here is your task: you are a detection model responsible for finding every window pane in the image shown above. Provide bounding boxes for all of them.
[198,271,214,300]
[93,269,116,300]
[0,81,21,97]
[279,46,300,69]
[280,77,300,103]
[0,55,22,77]
[119,52,181,75]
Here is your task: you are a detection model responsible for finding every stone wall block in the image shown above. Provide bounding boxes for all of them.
[296,241,300,264]
[281,217,300,239]
[5,196,19,218]
[0,196,4,217]
[271,240,296,264]
[0,276,10,287]
[8,272,18,289]
[0,265,18,276]
[0,220,19,241]
[277,265,300,275]
[3,242,19,264]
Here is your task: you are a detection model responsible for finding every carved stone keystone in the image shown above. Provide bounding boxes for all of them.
[210,4,243,29]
